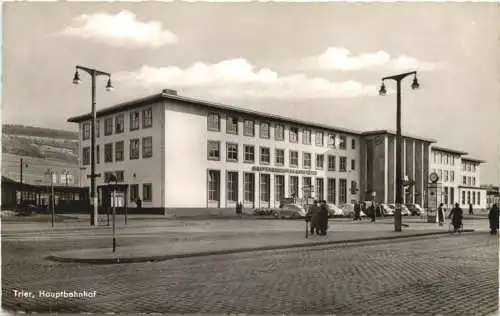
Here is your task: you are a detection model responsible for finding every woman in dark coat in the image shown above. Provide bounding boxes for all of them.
[319,200,329,235]
[488,204,499,235]
[437,203,445,226]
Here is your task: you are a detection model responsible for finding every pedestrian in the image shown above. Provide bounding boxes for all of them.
[319,200,329,235]
[370,202,376,222]
[488,204,499,235]
[361,202,366,219]
[469,203,474,215]
[353,201,361,221]
[448,203,463,232]
[136,198,142,210]
[307,200,321,236]
[437,203,445,226]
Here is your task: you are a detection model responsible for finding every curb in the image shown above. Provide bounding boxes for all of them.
[45,229,475,265]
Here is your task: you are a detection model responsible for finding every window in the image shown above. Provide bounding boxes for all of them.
[244,173,255,203]
[472,177,476,186]
[260,121,270,139]
[339,135,347,149]
[303,177,312,198]
[208,141,220,160]
[96,145,100,164]
[444,187,448,204]
[473,164,476,172]
[462,191,465,204]
[143,184,152,202]
[260,147,270,164]
[275,124,284,141]
[328,155,336,171]
[96,120,100,138]
[439,170,443,181]
[130,111,140,131]
[115,171,124,182]
[450,171,455,182]
[339,179,347,204]
[316,154,324,170]
[115,114,124,134]
[478,192,481,204]
[142,136,153,158]
[351,138,356,150]
[275,175,285,202]
[472,191,476,205]
[130,139,140,160]
[227,143,238,161]
[444,170,448,182]
[351,159,356,171]
[463,176,467,185]
[467,191,471,204]
[289,176,299,198]
[130,184,139,202]
[115,141,124,161]
[82,147,90,165]
[244,120,255,137]
[142,108,153,128]
[303,152,312,169]
[208,112,220,131]
[290,151,298,167]
[328,133,336,147]
[275,149,285,165]
[316,178,324,201]
[208,170,220,203]
[104,143,113,163]
[244,145,255,163]
[289,127,298,143]
[432,152,436,163]
[82,122,90,140]
[467,177,471,186]
[104,172,115,183]
[226,116,238,134]
[104,118,113,136]
[315,131,324,146]
[226,171,239,202]
[260,174,271,202]
[467,164,471,172]
[339,157,347,172]
[327,178,336,204]
[302,129,311,145]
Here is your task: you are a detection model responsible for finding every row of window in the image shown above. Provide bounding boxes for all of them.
[462,176,477,187]
[208,141,354,171]
[208,170,351,204]
[461,190,481,205]
[207,112,355,150]
[101,170,152,202]
[431,169,455,183]
[462,162,477,172]
[432,151,456,166]
[82,108,153,140]
[82,137,153,165]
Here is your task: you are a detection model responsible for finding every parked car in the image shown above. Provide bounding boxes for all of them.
[339,203,367,218]
[388,204,411,216]
[406,203,424,216]
[380,203,395,216]
[327,204,344,217]
[273,204,307,219]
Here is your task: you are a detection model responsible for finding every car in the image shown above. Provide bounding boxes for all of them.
[273,204,307,219]
[327,204,345,217]
[380,203,395,216]
[406,203,424,216]
[388,204,411,216]
[339,203,367,218]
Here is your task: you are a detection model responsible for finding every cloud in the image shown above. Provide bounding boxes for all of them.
[114,58,377,100]
[300,47,445,71]
[55,11,177,48]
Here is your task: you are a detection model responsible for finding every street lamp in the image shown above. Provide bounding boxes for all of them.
[379,71,420,232]
[72,65,114,227]
[108,173,118,253]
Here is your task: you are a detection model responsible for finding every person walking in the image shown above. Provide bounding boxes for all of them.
[319,200,329,235]
[469,203,474,216]
[448,203,463,232]
[488,204,499,235]
[370,202,376,222]
[437,203,445,226]
[353,201,361,221]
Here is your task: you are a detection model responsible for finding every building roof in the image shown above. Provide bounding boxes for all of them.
[430,146,468,155]
[461,157,486,163]
[361,130,437,144]
[67,91,362,136]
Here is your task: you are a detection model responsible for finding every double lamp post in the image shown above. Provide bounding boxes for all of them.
[379,71,420,232]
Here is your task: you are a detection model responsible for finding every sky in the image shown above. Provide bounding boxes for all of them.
[2,2,499,185]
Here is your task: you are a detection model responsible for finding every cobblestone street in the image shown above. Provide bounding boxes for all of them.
[2,218,498,315]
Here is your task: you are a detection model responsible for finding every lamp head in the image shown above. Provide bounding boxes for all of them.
[378,82,387,96]
[411,76,420,90]
[105,77,114,92]
[72,70,81,85]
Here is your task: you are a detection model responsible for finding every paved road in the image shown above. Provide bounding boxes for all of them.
[2,230,498,315]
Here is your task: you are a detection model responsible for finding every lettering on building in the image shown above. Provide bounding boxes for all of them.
[251,166,318,176]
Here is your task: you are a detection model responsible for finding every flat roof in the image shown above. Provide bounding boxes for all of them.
[67,92,362,136]
[361,130,437,144]
[461,157,486,163]
[430,146,468,155]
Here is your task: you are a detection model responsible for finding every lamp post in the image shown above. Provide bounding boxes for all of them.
[72,65,114,227]
[108,174,118,253]
[379,71,420,232]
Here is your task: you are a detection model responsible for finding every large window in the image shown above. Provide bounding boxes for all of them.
[289,127,298,143]
[303,177,312,198]
[290,151,298,167]
[260,121,270,139]
[303,152,311,169]
[244,120,255,137]
[472,177,476,186]
[478,192,481,205]
[130,139,140,160]
[142,136,153,158]
[226,116,238,134]
[351,138,356,150]
[82,147,90,165]
[130,111,140,130]
[275,124,284,141]
[260,174,271,202]
[260,147,270,164]
[328,155,336,171]
[444,170,448,182]
[302,129,311,145]
[472,191,476,205]
[115,141,124,161]
[450,171,455,182]
[226,171,239,202]
[327,178,336,204]
[115,171,124,182]
[275,149,285,165]
[316,154,324,170]
[104,143,113,163]
[444,187,448,204]
[339,179,347,204]
[142,108,153,128]
[315,131,324,146]
[96,145,100,164]
[244,173,255,203]
[351,159,356,171]
[462,191,466,204]
[143,183,152,202]
[115,114,124,134]
[104,118,113,136]
[316,178,324,201]
[289,176,299,198]
[339,157,347,172]
[467,191,471,204]
[208,112,220,131]
[207,170,220,203]
[275,175,285,202]
[130,184,139,202]
[244,145,255,163]
[339,135,347,149]
[207,141,220,160]
[227,143,238,161]
[328,133,336,147]
[82,122,90,140]
[462,176,467,185]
